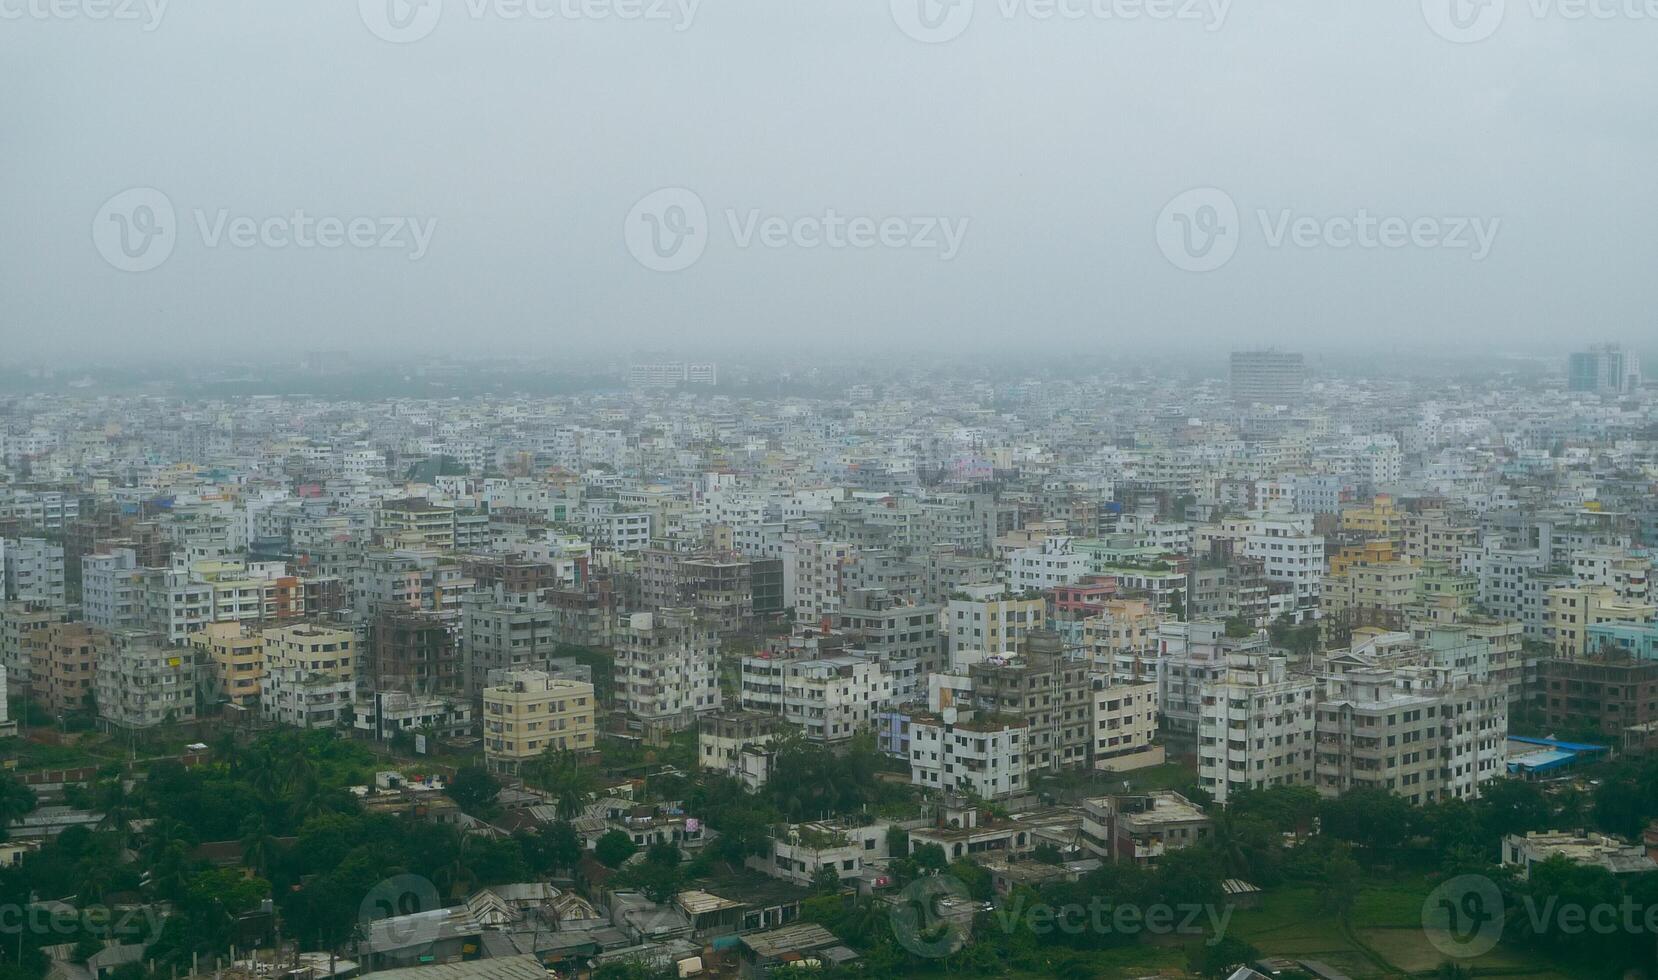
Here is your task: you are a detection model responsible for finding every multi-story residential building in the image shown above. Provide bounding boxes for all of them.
[260,623,356,729]
[1546,585,1657,659]
[351,549,475,620]
[1007,538,1090,592]
[0,600,66,693]
[1197,654,1316,805]
[368,607,460,696]
[698,710,783,788]
[352,690,474,743]
[1088,674,1161,769]
[615,607,721,737]
[1,538,65,604]
[82,548,146,632]
[1321,560,1422,638]
[190,621,265,707]
[376,498,459,549]
[1340,494,1404,547]
[35,622,107,717]
[1566,343,1641,395]
[481,670,596,774]
[1402,511,1480,565]
[639,549,754,634]
[1080,791,1211,863]
[95,629,197,731]
[775,655,893,745]
[1081,598,1161,680]
[834,588,942,701]
[461,593,565,696]
[1316,665,1507,804]
[967,641,1092,772]
[1539,654,1658,740]
[786,537,855,622]
[1156,620,1269,748]
[908,710,1030,799]
[946,588,1045,655]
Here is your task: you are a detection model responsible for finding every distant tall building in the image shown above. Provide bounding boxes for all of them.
[1230,350,1305,406]
[1567,344,1641,395]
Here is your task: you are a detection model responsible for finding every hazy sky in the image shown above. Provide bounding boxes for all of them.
[2,0,1653,360]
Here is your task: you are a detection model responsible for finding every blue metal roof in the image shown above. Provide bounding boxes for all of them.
[1507,750,1577,773]
[1506,735,1608,754]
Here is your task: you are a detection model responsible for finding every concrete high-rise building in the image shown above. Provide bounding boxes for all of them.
[1567,343,1641,395]
[1230,350,1306,406]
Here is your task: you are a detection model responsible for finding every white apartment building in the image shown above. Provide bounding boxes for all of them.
[786,537,856,622]
[1197,654,1316,805]
[777,655,894,744]
[2,538,65,604]
[908,710,1030,799]
[1088,675,1161,769]
[82,549,146,632]
[1006,539,1090,592]
[945,588,1045,655]
[94,630,197,731]
[615,608,722,734]
[1316,665,1507,805]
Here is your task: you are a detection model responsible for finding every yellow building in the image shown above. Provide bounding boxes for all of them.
[1329,539,1399,577]
[1081,598,1161,677]
[1340,494,1403,545]
[1546,585,1658,658]
[1321,560,1422,635]
[482,670,596,774]
[261,623,355,678]
[191,622,265,706]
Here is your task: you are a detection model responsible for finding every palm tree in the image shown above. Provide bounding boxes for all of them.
[242,817,282,877]
[534,749,593,821]
[95,778,137,851]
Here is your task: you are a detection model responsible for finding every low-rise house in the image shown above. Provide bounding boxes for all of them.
[1080,791,1212,863]
[1503,830,1658,879]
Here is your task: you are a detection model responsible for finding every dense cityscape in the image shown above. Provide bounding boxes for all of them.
[0,347,1652,979]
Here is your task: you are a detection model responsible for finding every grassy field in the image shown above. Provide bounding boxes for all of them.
[1227,876,1598,979]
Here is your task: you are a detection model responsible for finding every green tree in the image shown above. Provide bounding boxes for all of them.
[594,830,638,869]
[0,774,37,841]
[448,766,500,813]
